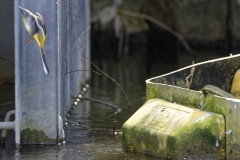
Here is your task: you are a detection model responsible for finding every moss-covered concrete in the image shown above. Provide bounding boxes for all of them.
[172,114,225,159]
[146,83,227,117]
[122,99,225,159]
[142,55,240,159]
[20,128,55,144]
[202,93,226,116]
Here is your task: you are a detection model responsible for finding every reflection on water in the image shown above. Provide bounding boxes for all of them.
[0,52,226,160]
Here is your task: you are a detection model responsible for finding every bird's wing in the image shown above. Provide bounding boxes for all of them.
[35,12,46,35]
[29,19,38,36]
[27,13,39,36]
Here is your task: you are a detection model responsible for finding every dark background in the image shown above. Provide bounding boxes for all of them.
[90,0,240,77]
[2,0,240,81]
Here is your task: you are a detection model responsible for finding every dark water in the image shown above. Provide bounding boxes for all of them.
[0,52,226,160]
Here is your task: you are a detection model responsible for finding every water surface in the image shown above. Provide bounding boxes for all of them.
[0,53,225,159]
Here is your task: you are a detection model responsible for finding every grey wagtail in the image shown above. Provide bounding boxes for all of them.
[19,6,49,74]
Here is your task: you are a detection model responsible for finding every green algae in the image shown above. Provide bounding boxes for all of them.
[146,83,227,116]
[140,55,240,159]
[203,94,226,116]
[146,83,161,100]
[146,83,201,108]
[20,128,55,144]
[122,99,225,159]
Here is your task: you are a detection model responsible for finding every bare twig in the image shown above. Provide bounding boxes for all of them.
[64,70,101,76]
[186,60,195,89]
[85,56,132,110]
[0,57,14,66]
[72,96,121,113]
[112,120,117,135]
[64,59,101,76]
[119,10,194,55]
[0,101,14,107]
[0,57,14,86]
[1,77,14,85]
[65,120,88,129]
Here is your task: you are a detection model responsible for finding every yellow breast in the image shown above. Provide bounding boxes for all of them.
[33,34,45,49]
[23,18,31,34]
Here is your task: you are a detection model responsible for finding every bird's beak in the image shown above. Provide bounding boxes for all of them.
[19,6,23,10]
[19,6,28,15]
[19,6,24,15]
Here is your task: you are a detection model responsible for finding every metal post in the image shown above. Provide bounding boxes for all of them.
[14,0,90,145]
[14,0,21,148]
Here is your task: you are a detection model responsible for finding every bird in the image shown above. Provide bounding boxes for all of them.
[19,6,49,74]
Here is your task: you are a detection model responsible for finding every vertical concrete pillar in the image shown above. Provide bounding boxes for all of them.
[14,0,90,145]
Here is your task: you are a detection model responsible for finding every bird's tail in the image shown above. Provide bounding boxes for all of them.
[40,48,50,74]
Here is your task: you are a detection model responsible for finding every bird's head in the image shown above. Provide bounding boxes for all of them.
[19,6,31,18]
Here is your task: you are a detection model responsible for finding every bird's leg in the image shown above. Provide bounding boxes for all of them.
[26,36,34,45]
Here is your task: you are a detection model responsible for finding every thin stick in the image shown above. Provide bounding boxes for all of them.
[85,56,132,110]
[186,60,195,89]
[1,77,14,85]
[64,59,101,76]
[72,96,121,112]
[0,101,14,107]
[119,10,194,55]
[0,57,14,65]
[0,57,14,85]
[64,70,101,76]
[65,120,88,129]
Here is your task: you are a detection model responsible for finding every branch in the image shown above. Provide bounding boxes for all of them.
[1,77,14,85]
[65,120,88,129]
[64,70,101,76]
[0,101,14,107]
[64,59,101,76]
[72,96,121,113]
[186,60,195,89]
[119,10,194,55]
[85,56,132,110]
[0,57,14,66]
[0,58,14,86]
